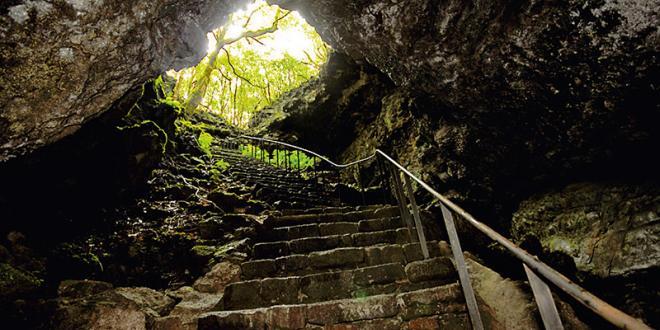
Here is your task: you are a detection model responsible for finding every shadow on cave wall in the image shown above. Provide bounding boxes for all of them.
[0,79,178,245]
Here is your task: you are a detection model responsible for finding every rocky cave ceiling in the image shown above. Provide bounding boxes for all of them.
[0,0,658,161]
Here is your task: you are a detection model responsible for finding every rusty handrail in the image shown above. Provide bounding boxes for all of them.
[375,150,651,330]
[232,135,651,329]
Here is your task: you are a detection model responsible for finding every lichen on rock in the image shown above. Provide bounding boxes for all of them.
[0,0,249,161]
[512,182,660,323]
[512,182,660,278]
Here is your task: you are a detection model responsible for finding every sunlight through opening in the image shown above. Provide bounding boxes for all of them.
[166,0,330,128]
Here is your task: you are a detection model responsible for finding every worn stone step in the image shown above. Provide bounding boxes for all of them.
[264,206,400,228]
[242,241,453,280]
[260,217,403,242]
[198,283,469,329]
[278,204,386,216]
[252,228,413,259]
[222,258,457,310]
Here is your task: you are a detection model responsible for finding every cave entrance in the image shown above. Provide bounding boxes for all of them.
[166,0,329,128]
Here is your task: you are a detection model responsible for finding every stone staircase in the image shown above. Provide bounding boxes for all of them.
[196,204,483,329]
[214,147,336,209]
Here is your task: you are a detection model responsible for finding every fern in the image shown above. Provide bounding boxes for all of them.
[197,132,214,156]
[215,159,230,171]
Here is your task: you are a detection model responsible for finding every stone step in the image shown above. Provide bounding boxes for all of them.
[256,191,328,202]
[221,258,457,310]
[278,204,386,216]
[264,206,400,228]
[259,196,331,208]
[231,173,313,184]
[198,283,469,329]
[242,241,453,280]
[254,187,327,198]
[252,228,413,259]
[260,216,403,242]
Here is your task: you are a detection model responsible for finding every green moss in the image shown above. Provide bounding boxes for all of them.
[116,120,170,155]
[158,98,184,112]
[0,263,43,299]
[197,132,214,155]
[191,245,217,258]
[212,241,242,259]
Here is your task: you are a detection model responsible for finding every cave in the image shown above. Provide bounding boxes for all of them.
[1,0,658,329]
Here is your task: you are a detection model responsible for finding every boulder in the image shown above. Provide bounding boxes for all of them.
[466,255,589,330]
[465,258,539,330]
[512,182,660,278]
[512,182,660,323]
[154,287,224,330]
[0,245,11,263]
[207,190,248,210]
[0,263,42,301]
[52,286,176,330]
[192,261,242,294]
[198,218,224,240]
[57,280,113,299]
[114,287,177,316]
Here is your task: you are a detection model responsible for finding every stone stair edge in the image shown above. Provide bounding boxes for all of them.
[195,283,466,329]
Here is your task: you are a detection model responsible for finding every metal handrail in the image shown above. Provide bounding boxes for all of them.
[229,135,651,330]
[237,135,376,168]
[377,150,650,330]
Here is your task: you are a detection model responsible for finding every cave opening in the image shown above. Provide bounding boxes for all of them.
[166,0,329,128]
[0,0,657,328]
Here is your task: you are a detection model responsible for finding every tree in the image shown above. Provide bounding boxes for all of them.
[184,6,289,114]
[170,0,329,127]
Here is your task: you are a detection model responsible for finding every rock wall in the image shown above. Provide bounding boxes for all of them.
[263,0,659,224]
[0,0,658,325]
[250,53,395,158]
[273,0,658,112]
[512,182,659,323]
[0,79,179,239]
[0,0,248,161]
[255,1,659,324]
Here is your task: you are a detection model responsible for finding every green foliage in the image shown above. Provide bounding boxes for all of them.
[116,119,169,155]
[175,118,212,135]
[168,0,329,127]
[210,159,231,181]
[197,132,214,156]
[240,144,316,170]
[154,76,168,96]
[214,159,230,171]
[153,76,184,113]
[159,97,184,111]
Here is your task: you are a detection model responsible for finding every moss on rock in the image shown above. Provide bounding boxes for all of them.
[0,263,42,301]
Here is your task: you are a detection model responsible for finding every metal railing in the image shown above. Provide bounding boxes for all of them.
[223,135,651,330]
[223,135,383,205]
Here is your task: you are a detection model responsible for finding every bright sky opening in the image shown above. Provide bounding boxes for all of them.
[207,1,322,62]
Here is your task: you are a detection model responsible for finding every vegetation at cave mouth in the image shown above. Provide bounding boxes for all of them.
[168,0,329,128]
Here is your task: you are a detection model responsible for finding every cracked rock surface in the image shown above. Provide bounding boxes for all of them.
[0,0,248,161]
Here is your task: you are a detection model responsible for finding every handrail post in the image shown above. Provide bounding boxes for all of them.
[403,175,429,259]
[222,137,651,330]
[336,169,342,204]
[376,156,390,205]
[524,264,564,330]
[296,150,300,172]
[356,162,366,206]
[260,141,264,162]
[313,157,317,178]
[389,165,417,242]
[440,204,484,330]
